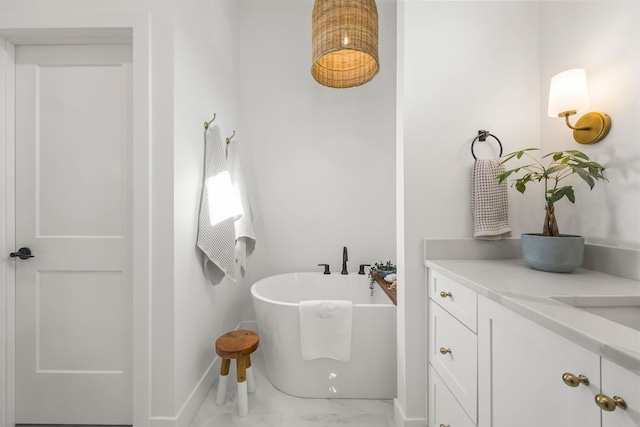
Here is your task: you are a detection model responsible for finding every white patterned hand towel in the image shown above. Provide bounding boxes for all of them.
[197,125,243,285]
[470,158,512,240]
[227,141,256,277]
[299,300,353,361]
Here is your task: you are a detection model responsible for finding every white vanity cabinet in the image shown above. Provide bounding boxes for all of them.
[425,261,640,427]
[478,296,601,427]
[600,359,640,427]
[428,365,475,427]
[427,269,479,427]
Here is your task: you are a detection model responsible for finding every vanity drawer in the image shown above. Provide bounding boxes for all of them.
[429,365,476,427]
[428,269,477,332]
[429,300,478,423]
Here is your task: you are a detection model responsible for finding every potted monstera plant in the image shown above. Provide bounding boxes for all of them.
[498,148,607,273]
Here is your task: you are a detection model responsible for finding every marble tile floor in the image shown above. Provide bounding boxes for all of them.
[189,348,395,427]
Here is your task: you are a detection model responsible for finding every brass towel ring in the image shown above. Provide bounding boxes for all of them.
[471,130,503,160]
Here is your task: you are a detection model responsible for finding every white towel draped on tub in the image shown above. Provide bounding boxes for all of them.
[299,300,353,361]
[227,140,256,277]
[197,124,243,285]
[470,158,512,240]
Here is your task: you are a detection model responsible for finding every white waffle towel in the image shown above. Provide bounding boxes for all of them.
[227,141,256,277]
[197,125,242,285]
[470,158,512,240]
[299,300,353,361]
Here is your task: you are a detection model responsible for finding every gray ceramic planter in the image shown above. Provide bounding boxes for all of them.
[521,233,585,273]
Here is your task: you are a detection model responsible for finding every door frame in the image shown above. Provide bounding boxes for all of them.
[0,12,151,427]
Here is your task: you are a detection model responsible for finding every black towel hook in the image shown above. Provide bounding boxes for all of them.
[471,130,503,160]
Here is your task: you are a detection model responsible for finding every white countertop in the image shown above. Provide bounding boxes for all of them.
[424,258,640,374]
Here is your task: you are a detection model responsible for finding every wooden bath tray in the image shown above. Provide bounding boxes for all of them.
[373,274,397,305]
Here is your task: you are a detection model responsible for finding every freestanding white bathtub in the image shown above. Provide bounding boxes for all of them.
[250,272,397,399]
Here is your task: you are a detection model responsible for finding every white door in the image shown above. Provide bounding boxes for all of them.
[13,44,132,424]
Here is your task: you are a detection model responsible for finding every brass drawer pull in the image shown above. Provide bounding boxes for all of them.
[439,347,452,355]
[440,291,452,298]
[595,394,627,411]
[562,372,590,387]
[439,425,450,427]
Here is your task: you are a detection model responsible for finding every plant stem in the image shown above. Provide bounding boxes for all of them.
[543,203,560,236]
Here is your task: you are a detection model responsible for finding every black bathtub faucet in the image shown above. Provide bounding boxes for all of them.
[341,246,348,275]
[358,264,371,275]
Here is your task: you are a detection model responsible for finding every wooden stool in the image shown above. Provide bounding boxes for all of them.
[215,330,259,417]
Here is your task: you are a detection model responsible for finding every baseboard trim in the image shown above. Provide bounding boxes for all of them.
[149,358,219,427]
[176,358,219,427]
[150,322,256,427]
[148,416,177,427]
[393,399,426,427]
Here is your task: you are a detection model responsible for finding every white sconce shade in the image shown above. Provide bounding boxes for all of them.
[548,68,589,117]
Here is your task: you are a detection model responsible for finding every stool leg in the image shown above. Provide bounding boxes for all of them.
[246,355,255,394]
[216,359,230,405]
[236,356,248,417]
[237,380,248,417]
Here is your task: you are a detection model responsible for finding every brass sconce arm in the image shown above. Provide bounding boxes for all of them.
[559,110,590,131]
[558,109,611,145]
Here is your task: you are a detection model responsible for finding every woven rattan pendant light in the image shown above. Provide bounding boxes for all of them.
[311,0,379,88]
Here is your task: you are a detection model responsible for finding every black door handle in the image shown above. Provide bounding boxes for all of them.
[10,247,34,260]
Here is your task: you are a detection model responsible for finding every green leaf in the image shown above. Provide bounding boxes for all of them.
[517,174,533,186]
[545,164,568,176]
[586,162,606,179]
[499,152,521,164]
[573,166,595,189]
[497,146,606,206]
[497,170,513,183]
[565,187,575,203]
[565,150,589,160]
[548,186,575,204]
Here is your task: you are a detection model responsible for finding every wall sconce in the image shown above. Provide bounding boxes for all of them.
[547,68,611,144]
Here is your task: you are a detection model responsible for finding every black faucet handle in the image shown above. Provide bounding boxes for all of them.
[358,264,371,275]
[318,263,331,274]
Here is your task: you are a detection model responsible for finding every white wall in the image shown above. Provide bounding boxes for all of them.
[539,1,640,250]
[236,0,397,319]
[399,1,541,424]
[172,0,245,417]
[399,1,640,425]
